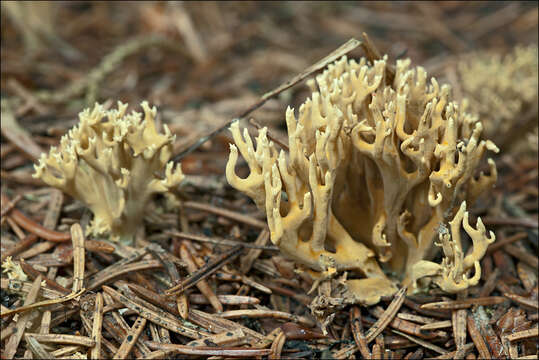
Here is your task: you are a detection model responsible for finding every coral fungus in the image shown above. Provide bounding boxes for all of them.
[227,55,498,304]
[34,101,184,244]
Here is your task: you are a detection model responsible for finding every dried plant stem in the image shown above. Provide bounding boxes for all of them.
[173,38,362,161]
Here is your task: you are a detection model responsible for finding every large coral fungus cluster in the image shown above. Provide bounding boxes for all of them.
[33,101,184,244]
[227,56,499,305]
[456,45,538,152]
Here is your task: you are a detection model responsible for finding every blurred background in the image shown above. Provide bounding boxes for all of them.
[1,1,538,175]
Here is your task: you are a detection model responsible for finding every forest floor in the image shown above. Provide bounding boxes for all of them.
[1,2,538,359]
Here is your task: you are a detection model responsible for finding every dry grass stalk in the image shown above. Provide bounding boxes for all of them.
[189,293,260,305]
[174,37,362,161]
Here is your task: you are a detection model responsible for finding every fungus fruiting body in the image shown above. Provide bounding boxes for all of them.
[33,101,184,244]
[456,45,538,152]
[227,56,498,305]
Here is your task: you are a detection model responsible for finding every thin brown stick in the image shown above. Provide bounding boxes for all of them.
[165,245,243,295]
[179,242,223,312]
[172,38,361,161]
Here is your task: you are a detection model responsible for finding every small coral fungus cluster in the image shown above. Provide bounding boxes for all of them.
[33,101,184,244]
[227,56,499,304]
[456,45,538,152]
